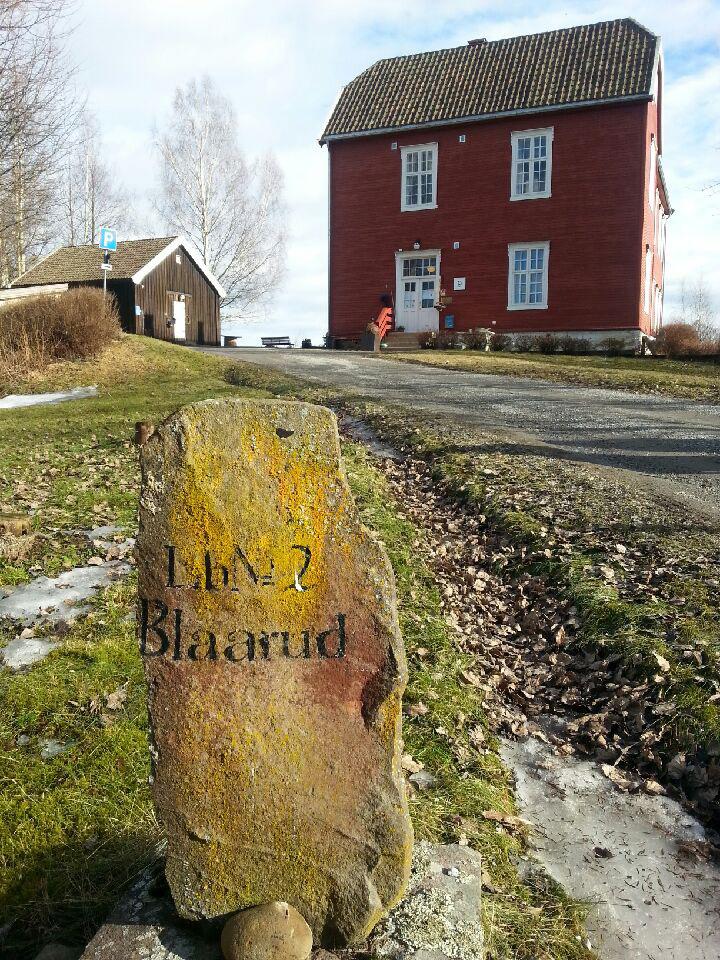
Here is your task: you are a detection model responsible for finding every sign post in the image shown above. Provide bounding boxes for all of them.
[99,228,117,298]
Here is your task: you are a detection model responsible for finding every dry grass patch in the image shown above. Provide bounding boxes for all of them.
[383,351,720,401]
[0,289,121,391]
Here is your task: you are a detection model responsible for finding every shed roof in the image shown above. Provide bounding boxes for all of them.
[321,18,659,141]
[12,238,175,286]
[11,236,227,298]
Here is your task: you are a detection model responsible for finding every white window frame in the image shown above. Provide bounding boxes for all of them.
[648,135,657,210]
[400,142,438,212]
[644,245,653,314]
[510,127,553,200]
[655,283,664,332]
[507,242,550,310]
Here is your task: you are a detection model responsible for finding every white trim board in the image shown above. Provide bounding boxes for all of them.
[0,283,68,300]
[132,237,226,298]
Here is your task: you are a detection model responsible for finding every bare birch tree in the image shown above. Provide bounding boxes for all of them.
[674,278,717,340]
[59,109,134,246]
[0,0,80,283]
[153,76,286,312]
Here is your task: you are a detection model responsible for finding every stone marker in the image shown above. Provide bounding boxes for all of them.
[137,399,413,945]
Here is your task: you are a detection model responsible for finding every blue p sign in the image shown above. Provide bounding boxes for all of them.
[99,228,117,251]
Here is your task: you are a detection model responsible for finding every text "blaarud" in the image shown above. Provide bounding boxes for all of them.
[139,598,347,662]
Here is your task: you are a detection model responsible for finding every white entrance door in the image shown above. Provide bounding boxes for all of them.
[172,299,186,340]
[396,252,440,332]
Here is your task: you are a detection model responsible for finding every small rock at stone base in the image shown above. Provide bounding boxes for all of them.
[221,902,312,960]
[372,843,484,960]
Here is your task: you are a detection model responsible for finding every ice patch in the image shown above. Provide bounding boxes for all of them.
[0,386,97,409]
[0,560,130,627]
[39,738,74,760]
[0,635,58,669]
[341,415,404,460]
[503,735,720,960]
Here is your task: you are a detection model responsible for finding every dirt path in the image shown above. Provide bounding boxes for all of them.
[340,415,720,960]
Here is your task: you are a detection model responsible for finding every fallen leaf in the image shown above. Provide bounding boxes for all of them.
[401,754,424,774]
[653,651,671,673]
[105,685,128,711]
[481,810,531,831]
[601,764,635,792]
[404,702,429,718]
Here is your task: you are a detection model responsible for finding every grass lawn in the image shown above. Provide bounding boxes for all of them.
[383,350,720,402]
[0,336,592,959]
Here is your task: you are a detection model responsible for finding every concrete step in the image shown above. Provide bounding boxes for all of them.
[383,331,422,351]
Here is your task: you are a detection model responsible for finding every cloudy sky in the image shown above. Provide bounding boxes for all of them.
[71,0,720,344]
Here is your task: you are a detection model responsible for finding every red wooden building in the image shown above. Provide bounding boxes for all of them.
[320,18,671,348]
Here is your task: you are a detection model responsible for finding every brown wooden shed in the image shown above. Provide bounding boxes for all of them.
[10,236,225,345]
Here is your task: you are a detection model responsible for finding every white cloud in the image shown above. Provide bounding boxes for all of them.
[73,0,720,342]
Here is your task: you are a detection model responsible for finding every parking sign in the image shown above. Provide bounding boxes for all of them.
[99,228,117,251]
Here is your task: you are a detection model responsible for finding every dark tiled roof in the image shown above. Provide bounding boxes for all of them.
[321,18,658,140]
[12,237,176,286]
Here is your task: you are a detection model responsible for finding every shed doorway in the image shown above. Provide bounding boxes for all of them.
[172,299,186,341]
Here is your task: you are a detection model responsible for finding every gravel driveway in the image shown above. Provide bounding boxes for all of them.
[205,348,720,515]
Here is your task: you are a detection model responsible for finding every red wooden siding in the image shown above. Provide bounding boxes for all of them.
[328,99,661,340]
[133,246,220,345]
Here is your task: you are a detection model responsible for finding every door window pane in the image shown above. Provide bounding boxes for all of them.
[403,256,437,277]
[421,280,435,308]
[403,281,416,309]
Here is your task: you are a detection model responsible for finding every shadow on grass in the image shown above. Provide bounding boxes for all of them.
[0,829,161,960]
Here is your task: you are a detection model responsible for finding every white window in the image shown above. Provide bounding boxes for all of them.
[655,284,664,331]
[644,246,653,314]
[508,242,550,310]
[648,136,657,209]
[511,128,553,200]
[400,143,438,211]
[660,215,667,266]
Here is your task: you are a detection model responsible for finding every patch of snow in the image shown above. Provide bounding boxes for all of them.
[503,735,720,960]
[39,738,73,760]
[0,560,130,627]
[0,386,97,409]
[0,635,58,669]
[341,415,404,460]
[84,525,122,541]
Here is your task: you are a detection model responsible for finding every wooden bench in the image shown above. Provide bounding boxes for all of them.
[261,336,293,348]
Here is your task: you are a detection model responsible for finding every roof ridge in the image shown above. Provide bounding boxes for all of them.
[361,16,655,72]
[54,236,177,252]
